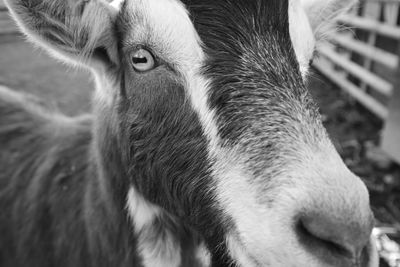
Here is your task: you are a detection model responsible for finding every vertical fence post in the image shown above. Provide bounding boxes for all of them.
[382,37,400,164]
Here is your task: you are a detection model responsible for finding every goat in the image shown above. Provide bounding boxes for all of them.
[0,0,379,266]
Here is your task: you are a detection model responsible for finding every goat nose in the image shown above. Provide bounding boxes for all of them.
[297,209,374,262]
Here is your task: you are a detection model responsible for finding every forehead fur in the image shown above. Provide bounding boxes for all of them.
[182,0,292,49]
[118,0,203,74]
[116,0,321,168]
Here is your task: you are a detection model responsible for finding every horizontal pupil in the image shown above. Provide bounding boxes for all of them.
[132,56,148,64]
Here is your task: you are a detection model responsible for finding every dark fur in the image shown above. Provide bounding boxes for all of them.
[184,0,324,176]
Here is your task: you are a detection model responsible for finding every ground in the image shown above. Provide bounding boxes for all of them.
[1,34,399,266]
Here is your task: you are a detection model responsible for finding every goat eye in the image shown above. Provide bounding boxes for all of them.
[131,48,155,72]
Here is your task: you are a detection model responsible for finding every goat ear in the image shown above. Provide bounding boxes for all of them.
[4,0,119,67]
[300,0,357,38]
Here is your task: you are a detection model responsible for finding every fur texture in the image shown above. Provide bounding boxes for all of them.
[1,0,377,267]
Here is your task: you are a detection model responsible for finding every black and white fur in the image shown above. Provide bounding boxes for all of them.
[0,0,379,266]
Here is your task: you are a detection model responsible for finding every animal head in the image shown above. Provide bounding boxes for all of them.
[6,0,378,266]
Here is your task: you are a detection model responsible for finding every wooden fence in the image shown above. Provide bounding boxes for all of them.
[313,0,400,162]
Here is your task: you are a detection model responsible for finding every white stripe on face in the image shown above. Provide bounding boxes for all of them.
[132,0,222,147]
[123,1,255,266]
[122,1,217,266]
[120,0,218,136]
[122,0,223,191]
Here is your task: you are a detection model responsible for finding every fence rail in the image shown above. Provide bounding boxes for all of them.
[338,14,400,38]
[314,0,400,162]
[330,32,398,69]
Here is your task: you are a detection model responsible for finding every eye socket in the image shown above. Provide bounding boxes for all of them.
[131,48,155,72]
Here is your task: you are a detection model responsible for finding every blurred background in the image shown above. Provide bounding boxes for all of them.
[0,0,399,266]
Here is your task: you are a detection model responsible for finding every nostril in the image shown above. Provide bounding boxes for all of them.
[297,219,354,259]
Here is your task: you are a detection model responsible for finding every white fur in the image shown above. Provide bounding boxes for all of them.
[220,143,375,267]
[110,0,125,10]
[289,0,316,77]
[290,0,357,77]
[126,188,182,267]
[194,242,212,267]
[226,235,255,266]
[126,187,161,231]
[122,1,216,266]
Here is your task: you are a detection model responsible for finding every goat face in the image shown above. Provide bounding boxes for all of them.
[5,0,378,266]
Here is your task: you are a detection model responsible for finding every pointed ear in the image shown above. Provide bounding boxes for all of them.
[4,0,120,67]
[300,0,357,38]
